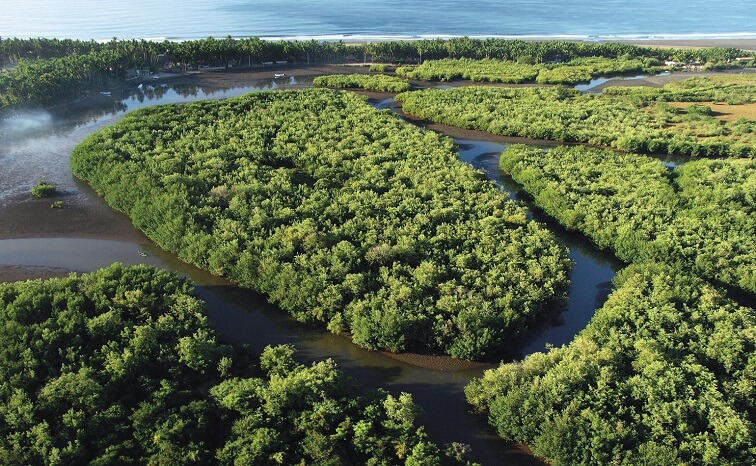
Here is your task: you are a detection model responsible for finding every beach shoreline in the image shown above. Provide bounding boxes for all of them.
[616,38,756,51]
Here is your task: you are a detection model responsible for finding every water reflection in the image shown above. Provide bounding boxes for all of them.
[0,109,54,137]
[574,72,670,92]
[372,97,396,110]
[0,77,311,204]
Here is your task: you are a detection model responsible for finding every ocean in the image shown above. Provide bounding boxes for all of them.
[1,0,754,42]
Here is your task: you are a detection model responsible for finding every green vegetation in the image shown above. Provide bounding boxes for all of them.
[71,89,570,360]
[535,56,656,84]
[4,36,750,69]
[395,56,657,84]
[314,74,411,92]
[466,262,755,466]
[369,63,388,72]
[604,74,756,104]
[1,41,159,108]
[499,144,755,295]
[396,83,756,157]
[31,179,56,197]
[2,36,752,108]
[396,59,540,83]
[0,264,474,465]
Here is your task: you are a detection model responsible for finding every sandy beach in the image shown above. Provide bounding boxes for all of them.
[618,38,756,52]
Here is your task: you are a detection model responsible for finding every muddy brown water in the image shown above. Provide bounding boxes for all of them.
[0,80,625,464]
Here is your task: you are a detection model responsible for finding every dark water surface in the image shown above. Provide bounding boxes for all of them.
[0,83,624,464]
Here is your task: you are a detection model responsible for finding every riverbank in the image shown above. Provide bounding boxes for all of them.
[86,63,369,98]
[0,265,73,282]
[3,59,749,258]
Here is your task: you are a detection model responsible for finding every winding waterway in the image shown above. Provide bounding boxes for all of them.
[0,80,623,464]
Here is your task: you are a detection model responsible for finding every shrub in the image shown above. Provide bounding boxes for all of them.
[31,179,56,197]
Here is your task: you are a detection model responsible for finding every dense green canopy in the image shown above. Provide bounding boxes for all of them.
[314,74,411,92]
[71,89,570,360]
[604,75,756,104]
[498,144,755,295]
[0,264,474,465]
[396,59,540,83]
[395,56,657,84]
[396,81,756,157]
[466,263,755,466]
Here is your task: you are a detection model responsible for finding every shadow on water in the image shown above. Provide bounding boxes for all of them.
[199,283,542,465]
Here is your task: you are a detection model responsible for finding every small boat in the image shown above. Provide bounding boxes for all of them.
[274,73,285,78]
[138,251,148,257]
[138,84,143,89]
[99,91,111,96]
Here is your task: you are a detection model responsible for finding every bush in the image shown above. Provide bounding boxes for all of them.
[499,144,756,295]
[396,82,756,157]
[313,73,411,92]
[31,179,56,197]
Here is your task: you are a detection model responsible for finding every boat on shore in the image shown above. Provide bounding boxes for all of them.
[274,73,285,78]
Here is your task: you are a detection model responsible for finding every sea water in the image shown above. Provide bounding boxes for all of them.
[1,0,754,41]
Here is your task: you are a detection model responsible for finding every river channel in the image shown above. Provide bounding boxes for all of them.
[0,78,623,465]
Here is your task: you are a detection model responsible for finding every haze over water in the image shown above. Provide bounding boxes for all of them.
[2,0,754,41]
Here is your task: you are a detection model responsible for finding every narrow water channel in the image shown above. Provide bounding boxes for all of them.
[574,72,670,92]
[455,139,621,354]
[1,80,623,465]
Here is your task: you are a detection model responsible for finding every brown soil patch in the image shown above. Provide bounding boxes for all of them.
[667,101,756,121]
